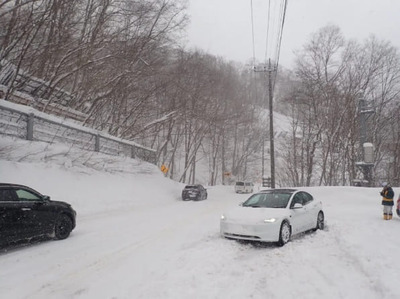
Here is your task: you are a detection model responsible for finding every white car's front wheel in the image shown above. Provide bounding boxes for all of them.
[315,211,324,230]
[278,221,291,246]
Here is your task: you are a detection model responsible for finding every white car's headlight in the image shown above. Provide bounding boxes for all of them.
[264,218,276,223]
[221,214,226,220]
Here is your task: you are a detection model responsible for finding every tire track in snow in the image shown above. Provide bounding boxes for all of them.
[30,198,229,298]
[288,223,386,299]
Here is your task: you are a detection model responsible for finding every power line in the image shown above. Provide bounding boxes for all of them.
[272,0,288,91]
[250,0,256,67]
[249,0,288,69]
[264,0,271,63]
[250,0,289,188]
[274,0,288,68]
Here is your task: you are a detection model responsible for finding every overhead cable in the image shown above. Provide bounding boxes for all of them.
[250,0,256,67]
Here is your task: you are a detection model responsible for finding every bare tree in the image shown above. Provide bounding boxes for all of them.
[283,25,400,186]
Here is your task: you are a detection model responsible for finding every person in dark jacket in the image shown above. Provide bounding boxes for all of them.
[380,182,394,220]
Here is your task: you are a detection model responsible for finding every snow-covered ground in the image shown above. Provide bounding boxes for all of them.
[1,137,400,299]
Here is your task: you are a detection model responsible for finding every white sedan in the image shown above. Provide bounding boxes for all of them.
[220,189,324,246]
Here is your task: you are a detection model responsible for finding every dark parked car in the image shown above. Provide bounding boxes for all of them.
[0,183,76,246]
[182,185,208,201]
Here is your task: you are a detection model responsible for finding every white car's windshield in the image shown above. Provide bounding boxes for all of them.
[243,192,291,208]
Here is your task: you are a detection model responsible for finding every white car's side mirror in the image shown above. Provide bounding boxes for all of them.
[293,203,303,209]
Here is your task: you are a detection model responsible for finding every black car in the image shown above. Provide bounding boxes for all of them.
[182,185,208,201]
[0,183,76,246]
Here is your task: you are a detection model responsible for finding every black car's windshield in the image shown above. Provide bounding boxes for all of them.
[243,192,291,208]
[184,186,199,190]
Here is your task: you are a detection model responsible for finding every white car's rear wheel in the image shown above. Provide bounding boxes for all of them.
[278,221,291,246]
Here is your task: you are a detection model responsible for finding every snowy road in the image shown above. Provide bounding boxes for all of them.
[0,183,239,298]
[1,157,400,298]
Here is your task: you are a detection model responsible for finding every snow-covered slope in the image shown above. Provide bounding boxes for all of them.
[1,136,400,299]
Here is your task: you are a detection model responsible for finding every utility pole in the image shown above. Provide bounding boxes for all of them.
[261,138,265,179]
[253,60,276,188]
[355,95,375,186]
[268,59,275,188]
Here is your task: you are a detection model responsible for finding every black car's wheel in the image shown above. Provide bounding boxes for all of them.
[54,214,73,240]
[315,211,324,230]
[278,221,291,246]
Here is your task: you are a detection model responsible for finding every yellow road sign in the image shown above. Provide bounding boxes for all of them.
[161,164,168,174]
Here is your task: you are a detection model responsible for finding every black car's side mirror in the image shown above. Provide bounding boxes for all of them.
[42,195,50,201]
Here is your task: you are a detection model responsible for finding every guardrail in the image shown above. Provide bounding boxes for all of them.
[0,100,156,164]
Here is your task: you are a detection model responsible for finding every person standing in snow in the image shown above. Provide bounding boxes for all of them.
[396,195,400,217]
[380,182,394,220]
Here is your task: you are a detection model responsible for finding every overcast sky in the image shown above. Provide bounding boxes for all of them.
[185,0,400,69]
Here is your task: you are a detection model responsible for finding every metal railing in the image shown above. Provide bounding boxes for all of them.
[0,101,156,164]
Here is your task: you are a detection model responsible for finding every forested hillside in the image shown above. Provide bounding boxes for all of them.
[0,1,399,186]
